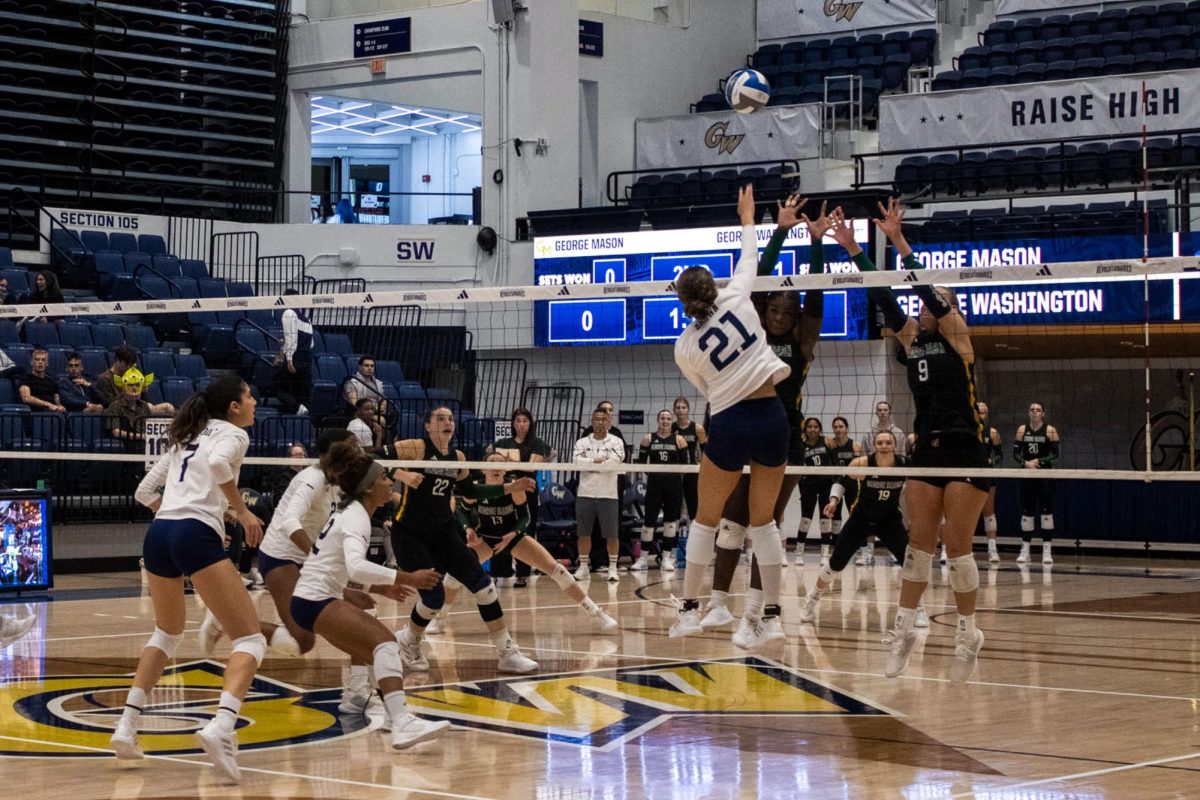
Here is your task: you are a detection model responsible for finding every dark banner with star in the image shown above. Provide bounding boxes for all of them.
[758,0,936,40]
[879,69,1196,151]
[635,105,820,171]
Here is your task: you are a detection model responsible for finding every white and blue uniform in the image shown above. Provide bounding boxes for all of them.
[673,225,790,471]
[258,465,340,576]
[290,501,399,631]
[135,419,249,578]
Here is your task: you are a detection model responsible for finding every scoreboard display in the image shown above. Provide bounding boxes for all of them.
[533,221,873,347]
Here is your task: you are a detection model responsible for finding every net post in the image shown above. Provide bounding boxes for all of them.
[1190,371,1196,472]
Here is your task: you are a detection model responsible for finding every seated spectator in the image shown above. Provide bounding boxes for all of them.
[18,348,65,413]
[20,271,64,322]
[266,443,309,502]
[93,345,137,407]
[0,276,17,306]
[347,398,383,450]
[103,367,173,452]
[343,355,388,410]
[328,198,357,224]
[57,352,103,414]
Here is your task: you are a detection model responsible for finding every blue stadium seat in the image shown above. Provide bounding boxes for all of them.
[629,175,660,208]
[250,416,283,456]
[956,45,987,72]
[1069,35,1103,62]
[981,20,1014,47]
[987,66,1018,86]
[315,354,348,384]
[161,376,193,407]
[138,275,174,301]
[931,69,960,91]
[1013,44,1041,67]
[0,247,11,268]
[894,156,928,195]
[394,381,427,402]
[1073,57,1106,77]
[79,347,108,376]
[80,230,110,253]
[1095,8,1128,36]
[981,150,1017,192]
[28,412,63,450]
[881,30,909,58]
[279,414,315,451]
[323,333,353,355]
[1099,32,1131,59]
[180,259,208,280]
[958,68,989,89]
[1011,18,1041,44]
[152,256,182,279]
[1159,25,1191,53]
[1104,140,1143,184]
[124,253,154,277]
[93,322,125,350]
[985,43,1015,69]
[1014,63,1046,84]
[1130,32,1159,56]
[1041,39,1073,65]
[0,319,17,344]
[137,234,167,255]
[6,344,32,371]
[143,350,176,378]
[23,320,59,347]
[58,321,93,349]
[108,233,138,254]
[1073,142,1110,186]
[1039,15,1071,40]
[227,282,255,299]
[693,93,725,113]
[1067,12,1098,38]
[375,360,404,384]
[926,153,960,195]
[174,354,208,381]
[123,324,158,351]
[0,379,11,405]
[95,252,128,296]
[307,380,340,417]
[0,268,29,293]
[1043,60,1076,82]
[198,278,227,298]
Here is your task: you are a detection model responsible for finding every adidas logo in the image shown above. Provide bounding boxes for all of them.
[903,272,919,283]
[191,300,201,309]
[558,286,570,296]
[780,276,794,287]
[112,303,122,311]
[1035,265,1052,276]
[362,293,374,303]
[39,305,48,313]
[666,281,676,292]
[274,297,286,306]
[457,290,469,300]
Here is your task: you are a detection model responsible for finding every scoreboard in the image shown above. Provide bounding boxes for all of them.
[533,221,873,347]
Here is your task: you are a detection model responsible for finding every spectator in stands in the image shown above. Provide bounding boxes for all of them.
[329,198,357,224]
[347,398,383,451]
[58,352,103,414]
[18,349,65,413]
[20,271,63,322]
[274,289,313,415]
[0,345,16,379]
[860,400,907,458]
[267,442,309,502]
[0,276,17,306]
[343,355,388,411]
[93,345,138,407]
[103,367,171,452]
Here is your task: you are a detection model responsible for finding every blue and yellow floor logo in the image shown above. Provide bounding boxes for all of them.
[0,656,889,757]
[404,655,890,751]
[0,661,362,758]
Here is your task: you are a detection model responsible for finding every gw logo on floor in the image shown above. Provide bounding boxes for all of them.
[397,239,436,262]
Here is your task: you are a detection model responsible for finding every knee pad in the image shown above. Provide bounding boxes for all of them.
[1020,515,1035,532]
[147,627,184,658]
[799,517,813,534]
[715,519,746,550]
[418,582,446,610]
[372,641,404,682]
[983,514,997,534]
[685,523,718,566]
[947,554,980,594]
[443,574,463,591]
[640,527,655,543]
[550,563,575,591]
[831,519,842,535]
[900,546,934,584]
[662,522,678,540]
[1040,514,1054,530]
[473,583,499,607]
[748,523,784,567]
[230,632,268,666]
[817,565,835,586]
[411,603,435,627]
[819,518,831,534]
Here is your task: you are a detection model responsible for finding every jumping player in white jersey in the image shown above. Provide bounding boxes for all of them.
[110,375,267,782]
[670,184,792,642]
[290,441,447,750]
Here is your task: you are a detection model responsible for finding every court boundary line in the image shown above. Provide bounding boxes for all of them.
[946,749,1200,798]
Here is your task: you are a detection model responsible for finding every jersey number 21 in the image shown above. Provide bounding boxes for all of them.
[699,311,758,371]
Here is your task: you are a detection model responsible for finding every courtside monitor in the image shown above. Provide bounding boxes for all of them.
[0,490,53,592]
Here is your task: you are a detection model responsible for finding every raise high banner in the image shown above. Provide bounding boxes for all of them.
[634,105,820,171]
[757,0,936,40]
[879,69,1197,151]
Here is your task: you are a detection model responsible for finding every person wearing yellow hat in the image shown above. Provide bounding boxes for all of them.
[103,366,175,452]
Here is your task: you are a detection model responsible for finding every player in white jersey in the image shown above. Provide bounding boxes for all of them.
[670,184,792,641]
[291,441,447,750]
[110,376,267,782]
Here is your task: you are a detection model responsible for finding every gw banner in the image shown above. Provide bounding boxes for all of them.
[879,69,1194,151]
[635,105,820,171]
[758,0,936,40]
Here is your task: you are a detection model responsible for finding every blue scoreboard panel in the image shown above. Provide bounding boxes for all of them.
[533,222,872,348]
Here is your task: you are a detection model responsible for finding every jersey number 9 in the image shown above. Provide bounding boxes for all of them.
[916,358,929,383]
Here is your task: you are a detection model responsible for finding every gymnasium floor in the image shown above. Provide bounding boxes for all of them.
[2,555,1199,799]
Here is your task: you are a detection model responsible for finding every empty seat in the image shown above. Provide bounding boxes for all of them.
[152,256,182,278]
[323,333,353,355]
[143,350,176,378]
[123,324,158,351]
[161,376,194,407]
[23,320,59,347]
[137,234,167,255]
[981,20,1014,47]
[108,232,138,254]
[80,230,110,252]
[174,353,208,381]
[315,354,349,384]
[180,258,208,279]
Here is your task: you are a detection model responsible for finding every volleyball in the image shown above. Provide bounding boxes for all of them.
[724,68,771,113]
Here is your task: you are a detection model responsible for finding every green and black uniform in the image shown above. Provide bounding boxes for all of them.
[459,490,531,550]
[1015,423,1058,533]
[639,432,686,551]
[490,432,551,579]
[831,437,860,511]
[828,455,908,571]
[672,419,702,522]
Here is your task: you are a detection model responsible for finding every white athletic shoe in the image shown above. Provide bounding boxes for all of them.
[915,605,930,629]
[338,681,372,715]
[699,600,735,629]
[494,577,515,588]
[884,627,920,678]
[425,616,445,635]
[660,551,677,573]
[574,563,590,581]
[195,719,240,783]
[630,554,651,571]
[497,643,539,674]
[733,616,769,650]
[798,592,819,624]
[0,614,36,648]
[669,602,703,639]
[248,568,264,587]
[390,713,450,750]
[949,629,985,683]
[110,721,143,761]
[854,547,870,566]
[589,606,619,633]
[763,616,785,642]
[1042,543,1054,565]
[198,610,223,657]
[730,615,754,649]
[939,546,948,565]
[1016,543,1031,564]
[606,565,619,582]
[269,626,301,658]
[396,629,429,672]
[987,540,1000,563]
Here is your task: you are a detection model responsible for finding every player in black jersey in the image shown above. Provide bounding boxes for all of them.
[1014,402,1060,565]
[700,199,835,647]
[796,417,835,564]
[671,396,706,526]
[799,430,927,629]
[831,199,987,683]
[390,406,540,674]
[976,401,1003,563]
[633,410,688,572]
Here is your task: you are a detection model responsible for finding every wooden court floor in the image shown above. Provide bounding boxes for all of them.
[2,555,1199,799]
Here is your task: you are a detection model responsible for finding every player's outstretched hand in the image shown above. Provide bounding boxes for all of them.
[775,194,805,231]
[737,183,757,226]
[801,200,834,240]
[396,568,442,590]
[827,207,858,251]
[873,197,906,242]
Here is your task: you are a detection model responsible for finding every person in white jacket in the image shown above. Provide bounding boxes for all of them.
[571,408,626,582]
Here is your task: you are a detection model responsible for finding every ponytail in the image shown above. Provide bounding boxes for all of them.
[166,374,246,447]
[321,440,378,507]
[676,266,718,325]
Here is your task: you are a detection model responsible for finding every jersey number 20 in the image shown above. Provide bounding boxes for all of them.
[699,311,759,371]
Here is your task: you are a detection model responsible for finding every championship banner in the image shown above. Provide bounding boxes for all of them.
[757,0,936,40]
[634,105,820,171]
[879,69,1197,151]
[144,418,172,471]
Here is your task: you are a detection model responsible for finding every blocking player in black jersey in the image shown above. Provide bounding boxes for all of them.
[976,401,1003,563]
[1014,402,1060,564]
[390,406,540,674]
[671,396,707,525]
[797,417,835,564]
[700,199,835,647]
[799,430,927,630]
[827,415,863,540]
[632,410,688,572]
[831,199,988,683]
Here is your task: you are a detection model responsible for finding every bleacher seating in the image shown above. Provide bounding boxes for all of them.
[908,199,1170,243]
